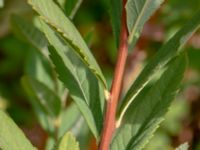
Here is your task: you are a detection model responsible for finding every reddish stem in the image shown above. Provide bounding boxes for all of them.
[99,0,128,149]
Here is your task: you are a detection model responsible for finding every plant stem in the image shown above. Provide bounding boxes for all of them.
[99,0,128,149]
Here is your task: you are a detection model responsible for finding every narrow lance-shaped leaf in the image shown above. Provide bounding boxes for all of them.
[11,14,100,137]
[111,54,186,150]
[11,15,66,98]
[54,132,79,150]
[126,0,164,51]
[40,20,104,139]
[0,110,37,150]
[28,0,107,89]
[109,0,122,47]
[22,51,56,134]
[118,10,200,123]
[22,76,55,134]
[11,15,56,90]
[11,9,64,136]
[58,103,81,138]
[11,15,49,57]
[24,48,56,92]
[22,76,62,118]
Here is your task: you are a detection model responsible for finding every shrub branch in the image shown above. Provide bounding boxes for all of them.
[99,0,128,149]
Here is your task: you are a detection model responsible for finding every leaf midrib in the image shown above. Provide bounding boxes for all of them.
[49,39,90,106]
[28,0,107,89]
[125,86,178,149]
[127,0,151,43]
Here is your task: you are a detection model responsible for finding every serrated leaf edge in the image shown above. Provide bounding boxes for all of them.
[27,0,107,90]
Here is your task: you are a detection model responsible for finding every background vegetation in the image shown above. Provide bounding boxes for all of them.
[0,0,200,149]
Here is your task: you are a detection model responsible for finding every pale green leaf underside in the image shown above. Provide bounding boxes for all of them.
[54,132,79,150]
[111,54,186,150]
[118,10,200,123]
[28,0,107,89]
[0,110,37,150]
[126,0,164,50]
[40,20,104,139]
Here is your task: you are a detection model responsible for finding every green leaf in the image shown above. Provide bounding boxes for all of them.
[11,14,55,91]
[111,54,186,150]
[175,143,189,150]
[84,30,94,48]
[0,0,3,8]
[109,0,122,47]
[22,77,55,134]
[55,0,66,9]
[58,103,81,138]
[22,76,62,118]
[25,48,56,91]
[118,10,200,123]
[55,0,82,19]
[0,110,37,150]
[65,0,83,19]
[12,15,65,98]
[24,49,64,134]
[11,15,49,57]
[45,137,55,150]
[40,20,104,139]
[12,15,70,133]
[28,0,107,89]
[126,0,164,50]
[54,132,79,150]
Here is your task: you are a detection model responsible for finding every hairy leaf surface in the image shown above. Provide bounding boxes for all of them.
[111,54,186,150]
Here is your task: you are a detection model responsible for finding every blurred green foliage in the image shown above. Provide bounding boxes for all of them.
[0,0,200,149]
